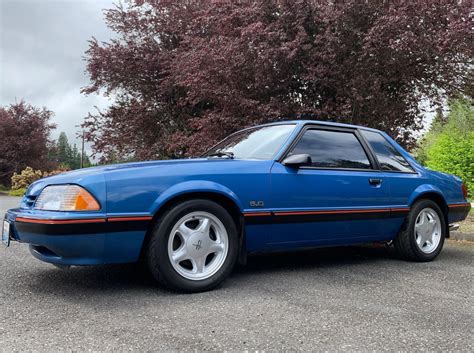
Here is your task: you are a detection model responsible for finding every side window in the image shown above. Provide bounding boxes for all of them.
[289,129,372,169]
[361,130,414,173]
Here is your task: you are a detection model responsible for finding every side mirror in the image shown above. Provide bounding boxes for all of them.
[282,154,312,168]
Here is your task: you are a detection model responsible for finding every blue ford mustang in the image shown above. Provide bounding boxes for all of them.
[3,121,471,292]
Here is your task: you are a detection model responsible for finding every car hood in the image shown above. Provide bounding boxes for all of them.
[48,158,216,176]
[25,158,239,196]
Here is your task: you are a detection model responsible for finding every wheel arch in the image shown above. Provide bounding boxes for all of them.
[140,182,246,260]
[149,180,244,215]
[151,190,243,227]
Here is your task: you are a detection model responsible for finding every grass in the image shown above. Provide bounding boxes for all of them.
[8,188,26,197]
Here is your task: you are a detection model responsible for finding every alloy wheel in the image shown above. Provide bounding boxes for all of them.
[167,211,229,280]
[414,207,442,254]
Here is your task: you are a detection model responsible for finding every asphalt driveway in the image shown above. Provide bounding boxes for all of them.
[0,195,472,351]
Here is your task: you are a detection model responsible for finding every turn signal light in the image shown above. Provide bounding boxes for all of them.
[73,187,100,210]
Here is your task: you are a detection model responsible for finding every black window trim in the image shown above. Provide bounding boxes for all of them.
[358,128,418,175]
[278,124,380,172]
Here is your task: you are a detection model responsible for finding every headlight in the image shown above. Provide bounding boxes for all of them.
[34,185,100,211]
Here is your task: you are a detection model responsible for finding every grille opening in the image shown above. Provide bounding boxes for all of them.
[23,195,38,209]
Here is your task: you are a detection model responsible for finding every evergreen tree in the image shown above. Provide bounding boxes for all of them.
[52,132,91,169]
[70,144,81,169]
[56,132,72,168]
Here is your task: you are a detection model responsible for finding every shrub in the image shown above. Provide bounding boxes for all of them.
[8,188,27,197]
[10,167,69,191]
[11,167,47,190]
[421,98,474,198]
[425,132,474,197]
[47,169,69,177]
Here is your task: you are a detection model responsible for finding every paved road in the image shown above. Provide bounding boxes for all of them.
[0,196,473,351]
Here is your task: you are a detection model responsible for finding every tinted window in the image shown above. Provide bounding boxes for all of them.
[290,129,372,169]
[361,130,414,172]
[204,124,295,160]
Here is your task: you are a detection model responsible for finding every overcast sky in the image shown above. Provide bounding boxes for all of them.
[0,0,116,154]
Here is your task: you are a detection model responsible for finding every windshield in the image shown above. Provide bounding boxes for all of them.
[204,124,296,160]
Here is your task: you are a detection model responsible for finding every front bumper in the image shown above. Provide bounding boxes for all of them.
[5,208,151,266]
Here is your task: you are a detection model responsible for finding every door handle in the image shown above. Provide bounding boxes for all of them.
[369,178,382,186]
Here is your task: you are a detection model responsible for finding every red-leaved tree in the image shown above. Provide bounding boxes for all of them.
[82,0,473,161]
[0,101,56,186]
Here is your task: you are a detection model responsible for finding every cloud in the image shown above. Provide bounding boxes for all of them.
[0,0,116,154]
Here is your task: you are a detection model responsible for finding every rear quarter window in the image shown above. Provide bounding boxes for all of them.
[361,130,414,173]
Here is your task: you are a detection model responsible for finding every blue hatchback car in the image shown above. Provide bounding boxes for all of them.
[3,121,471,292]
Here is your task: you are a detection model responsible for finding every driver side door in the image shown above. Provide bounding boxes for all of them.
[267,126,395,250]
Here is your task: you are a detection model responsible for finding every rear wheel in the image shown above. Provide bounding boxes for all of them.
[394,199,446,262]
[147,199,238,292]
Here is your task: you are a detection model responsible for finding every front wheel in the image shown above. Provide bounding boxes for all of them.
[147,199,238,292]
[394,199,446,262]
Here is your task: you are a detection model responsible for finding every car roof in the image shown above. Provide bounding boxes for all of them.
[253,120,382,133]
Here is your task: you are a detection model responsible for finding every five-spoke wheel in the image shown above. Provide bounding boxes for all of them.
[168,211,229,281]
[147,199,238,292]
[394,199,445,262]
[414,208,442,254]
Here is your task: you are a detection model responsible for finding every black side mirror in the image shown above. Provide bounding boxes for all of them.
[282,154,312,168]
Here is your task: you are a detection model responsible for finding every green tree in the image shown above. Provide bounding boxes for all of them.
[53,132,92,169]
[69,144,81,169]
[56,132,72,168]
[415,109,445,165]
[422,98,474,197]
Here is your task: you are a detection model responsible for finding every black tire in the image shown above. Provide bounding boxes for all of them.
[394,199,446,262]
[147,199,239,292]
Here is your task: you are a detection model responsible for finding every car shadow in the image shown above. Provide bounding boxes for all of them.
[22,245,399,298]
[240,244,398,274]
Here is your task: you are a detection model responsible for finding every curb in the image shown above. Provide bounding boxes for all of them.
[450,231,474,242]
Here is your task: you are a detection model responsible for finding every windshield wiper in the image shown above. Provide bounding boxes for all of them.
[207,151,235,159]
